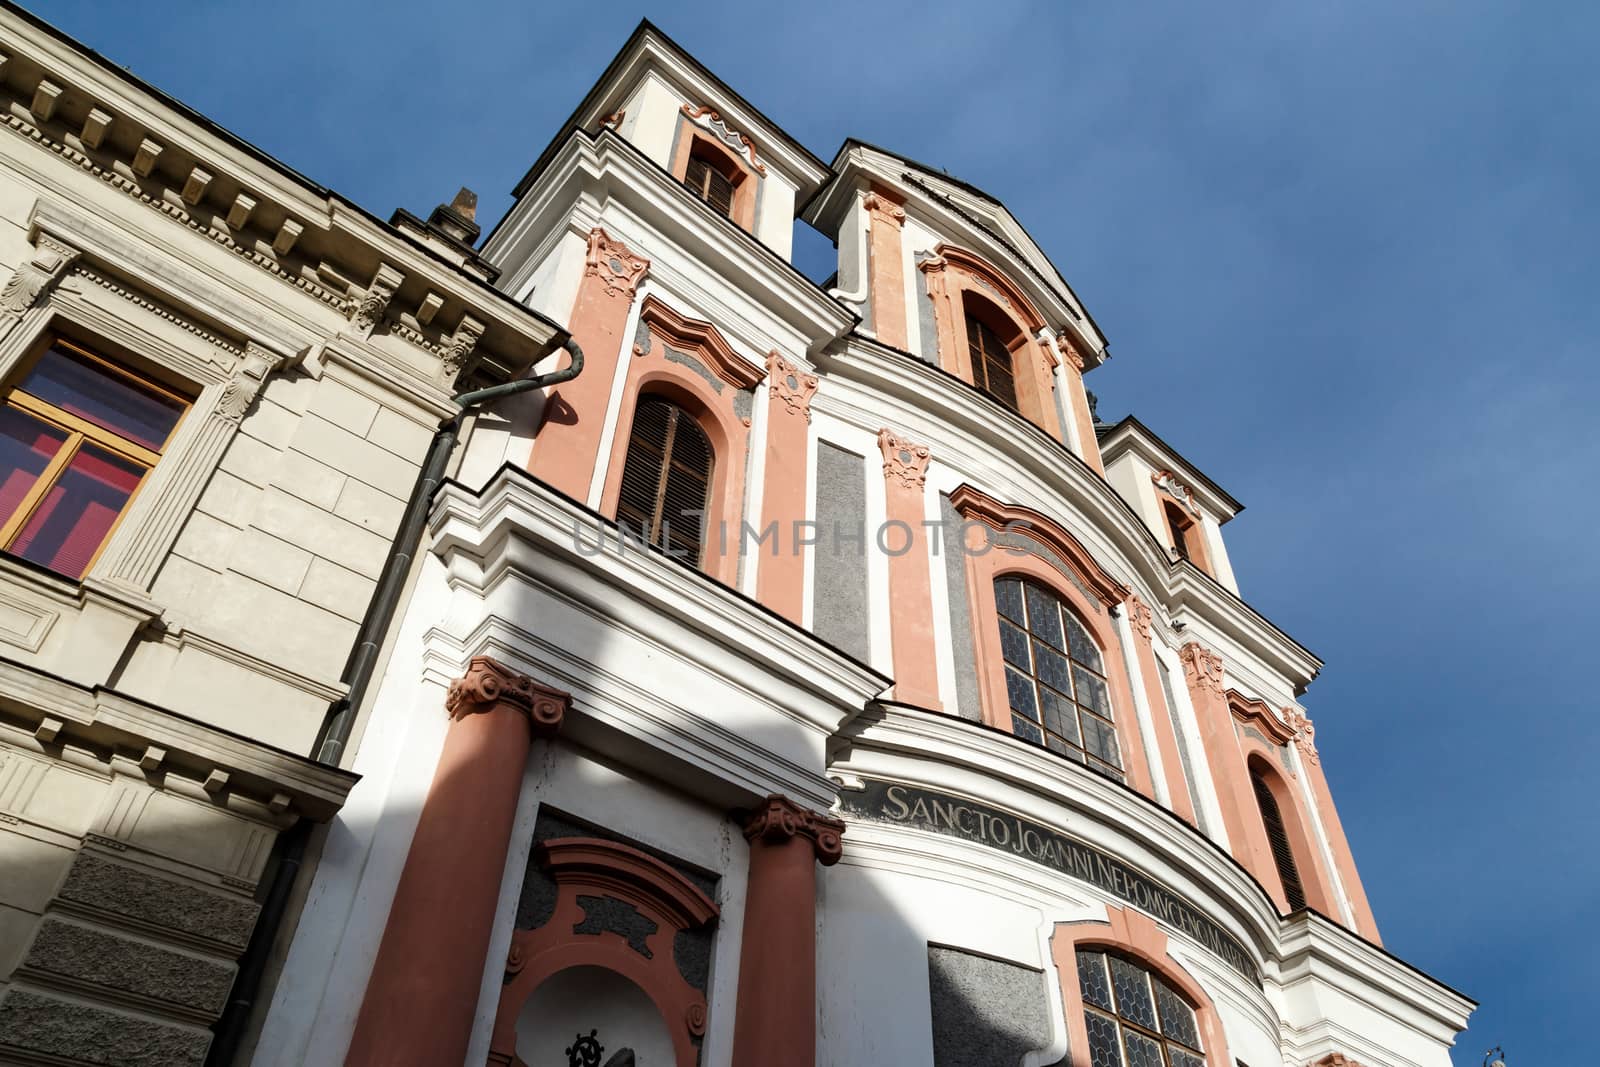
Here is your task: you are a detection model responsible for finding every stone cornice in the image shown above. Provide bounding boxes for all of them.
[0,9,566,385]
[834,703,1280,967]
[0,656,358,821]
[481,129,855,347]
[1276,911,1476,1042]
[427,466,891,740]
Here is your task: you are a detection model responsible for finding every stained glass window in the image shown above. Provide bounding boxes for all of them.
[1077,949,1206,1067]
[994,576,1123,780]
[1,340,185,579]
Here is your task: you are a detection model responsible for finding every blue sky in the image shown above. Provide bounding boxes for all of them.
[30,1,1595,1060]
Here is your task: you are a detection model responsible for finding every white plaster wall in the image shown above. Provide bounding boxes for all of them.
[515,966,676,1066]
[624,73,683,171]
[1200,513,1240,594]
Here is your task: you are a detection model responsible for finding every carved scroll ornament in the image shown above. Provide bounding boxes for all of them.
[878,428,932,490]
[445,655,568,737]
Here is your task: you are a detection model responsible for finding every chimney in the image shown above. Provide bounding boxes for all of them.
[389,186,498,284]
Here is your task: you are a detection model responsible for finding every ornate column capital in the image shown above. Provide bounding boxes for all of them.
[0,232,79,319]
[445,655,568,738]
[741,795,845,866]
[1056,332,1084,373]
[1127,595,1153,640]
[766,350,818,423]
[584,226,649,300]
[878,428,931,490]
[1284,706,1320,766]
[862,190,906,226]
[1178,642,1225,696]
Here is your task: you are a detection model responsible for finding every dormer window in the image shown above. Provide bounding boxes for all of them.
[684,152,736,219]
[965,311,1018,412]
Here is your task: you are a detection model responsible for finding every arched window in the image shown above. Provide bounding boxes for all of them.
[994,576,1123,780]
[1076,949,1206,1067]
[616,395,713,567]
[1251,763,1307,910]
[684,151,736,218]
[965,311,1019,412]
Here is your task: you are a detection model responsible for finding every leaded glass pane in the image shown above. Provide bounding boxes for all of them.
[1025,582,1065,650]
[1108,956,1158,1029]
[1074,665,1111,714]
[1006,667,1039,719]
[1155,979,1201,1050]
[1083,1010,1124,1067]
[1066,612,1102,671]
[1083,714,1122,764]
[995,578,1025,623]
[999,618,1031,668]
[1035,641,1073,693]
[1041,689,1080,746]
[1077,951,1113,1009]
[1011,713,1043,744]
[1122,1029,1164,1067]
[1169,1049,1206,1067]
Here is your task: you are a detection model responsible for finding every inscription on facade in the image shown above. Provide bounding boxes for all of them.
[840,779,1258,979]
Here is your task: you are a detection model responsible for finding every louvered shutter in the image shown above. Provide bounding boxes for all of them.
[704,168,735,218]
[1252,769,1307,910]
[615,397,712,567]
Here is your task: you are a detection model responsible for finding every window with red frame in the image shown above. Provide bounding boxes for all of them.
[0,340,186,579]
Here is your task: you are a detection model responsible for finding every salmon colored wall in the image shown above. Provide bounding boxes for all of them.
[864,188,909,349]
[1054,333,1104,473]
[756,351,817,623]
[878,428,941,709]
[1050,907,1233,1067]
[1177,643,1290,912]
[1126,596,1199,826]
[529,227,649,499]
[1284,707,1383,943]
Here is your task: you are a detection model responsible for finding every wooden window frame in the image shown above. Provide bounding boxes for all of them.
[965,309,1020,412]
[1,337,190,578]
[1250,760,1308,911]
[1159,497,1211,573]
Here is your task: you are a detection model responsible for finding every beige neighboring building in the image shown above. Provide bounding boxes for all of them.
[0,5,568,1064]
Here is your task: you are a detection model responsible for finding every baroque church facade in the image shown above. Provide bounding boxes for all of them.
[0,9,1472,1067]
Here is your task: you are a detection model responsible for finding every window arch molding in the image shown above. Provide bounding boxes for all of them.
[1051,907,1236,1067]
[919,244,1063,438]
[669,112,761,231]
[600,296,760,585]
[950,485,1159,799]
[1227,691,1341,916]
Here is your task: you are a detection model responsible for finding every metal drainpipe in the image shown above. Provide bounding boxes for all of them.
[205,339,583,1066]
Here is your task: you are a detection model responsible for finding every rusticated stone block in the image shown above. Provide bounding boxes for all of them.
[55,853,259,951]
[0,988,211,1066]
[24,917,235,1015]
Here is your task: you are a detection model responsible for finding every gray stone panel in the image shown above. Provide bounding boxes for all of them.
[927,945,1055,1067]
[915,253,941,363]
[813,442,870,662]
[0,988,211,1066]
[55,853,259,952]
[22,917,234,1016]
[940,494,983,721]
